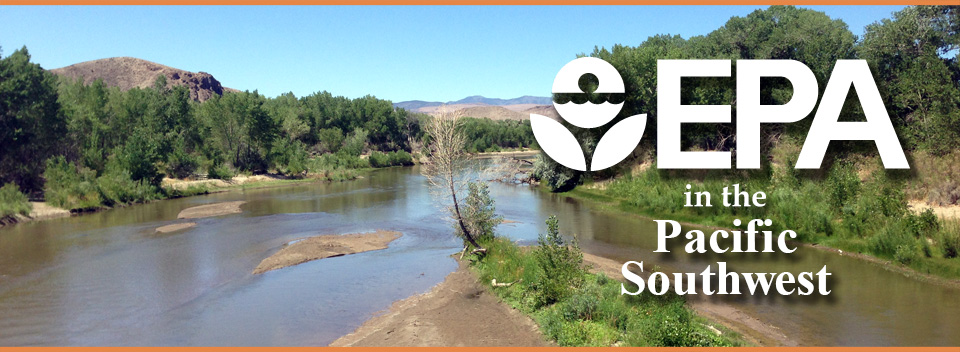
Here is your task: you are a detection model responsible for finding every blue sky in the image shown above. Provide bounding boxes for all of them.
[0,6,904,103]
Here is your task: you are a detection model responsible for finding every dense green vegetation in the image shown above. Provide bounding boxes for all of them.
[586,139,960,279]
[458,117,536,153]
[535,5,960,192]
[531,6,960,278]
[447,182,739,346]
[0,43,536,214]
[471,216,740,346]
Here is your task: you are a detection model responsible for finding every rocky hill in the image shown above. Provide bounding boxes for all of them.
[50,57,234,102]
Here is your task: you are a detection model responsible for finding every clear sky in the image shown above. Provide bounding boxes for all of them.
[0,6,904,103]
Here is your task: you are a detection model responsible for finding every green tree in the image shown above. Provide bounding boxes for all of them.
[317,127,345,153]
[0,46,67,192]
[198,91,277,172]
[859,6,960,153]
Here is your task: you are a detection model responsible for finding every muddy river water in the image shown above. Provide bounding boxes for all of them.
[0,166,957,346]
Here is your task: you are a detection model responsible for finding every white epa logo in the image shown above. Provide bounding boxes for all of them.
[531,57,646,171]
[532,57,910,171]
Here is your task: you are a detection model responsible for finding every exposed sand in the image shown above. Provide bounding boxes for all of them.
[27,202,71,220]
[177,201,246,219]
[332,252,788,347]
[330,260,550,347]
[161,178,231,190]
[253,230,402,275]
[155,222,196,233]
[1,202,72,228]
[909,200,960,220]
[162,174,290,191]
[581,253,796,346]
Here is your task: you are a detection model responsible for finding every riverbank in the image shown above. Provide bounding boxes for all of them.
[330,259,550,347]
[331,246,779,347]
[0,172,360,229]
[564,186,960,287]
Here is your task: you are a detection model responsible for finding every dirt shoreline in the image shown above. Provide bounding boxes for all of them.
[329,259,550,347]
[0,174,341,229]
[331,253,792,347]
[253,230,402,275]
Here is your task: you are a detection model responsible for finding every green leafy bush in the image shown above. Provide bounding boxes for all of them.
[97,160,159,206]
[827,161,861,210]
[317,127,345,153]
[532,154,581,192]
[0,183,32,218]
[271,139,309,176]
[473,234,737,347]
[207,162,235,180]
[308,152,369,172]
[165,139,200,179]
[939,221,960,259]
[530,215,584,307]
[458,182,502,243]
[43,156,101,211]
[368,151,391,168]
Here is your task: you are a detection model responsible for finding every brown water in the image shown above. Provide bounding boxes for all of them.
[0,166,958,346]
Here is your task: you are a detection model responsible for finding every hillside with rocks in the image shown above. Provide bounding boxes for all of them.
[50,57,235,102]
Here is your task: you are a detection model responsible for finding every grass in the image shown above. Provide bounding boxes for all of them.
[0,183,32,218]
[469,221,745,347]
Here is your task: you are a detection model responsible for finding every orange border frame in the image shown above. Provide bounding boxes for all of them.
[2,0,958,4]
[1,2,956,351]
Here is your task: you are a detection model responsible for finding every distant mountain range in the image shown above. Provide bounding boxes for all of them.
[394,95,557,121]
[394,95,552,110]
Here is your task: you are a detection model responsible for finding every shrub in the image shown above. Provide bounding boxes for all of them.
[308,152,369,172]
[827,161,861,210]
[317,127,345,153]
[207,162,235,180]
[940,222,960,259]
[894,243,919,265]
[389,150,414,166]
[907,209,940,236]
[342,129,368,157]
[368,151,391,168]
[97,160,159,206]
[0,183,32,217]
[532,154,581,192]
[473,234,737,347]
[625,300,716,347]
[459,182,502,243]
[43,156,102,211]
[271,139,309,176]
[530,215,584,307]
[115,130,163,186]
[165,140,200,179]
[560,292,600,321]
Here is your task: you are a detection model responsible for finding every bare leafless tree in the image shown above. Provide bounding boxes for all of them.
[421,107,485,253]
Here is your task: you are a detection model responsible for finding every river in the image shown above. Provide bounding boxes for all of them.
[0,166,957,346]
